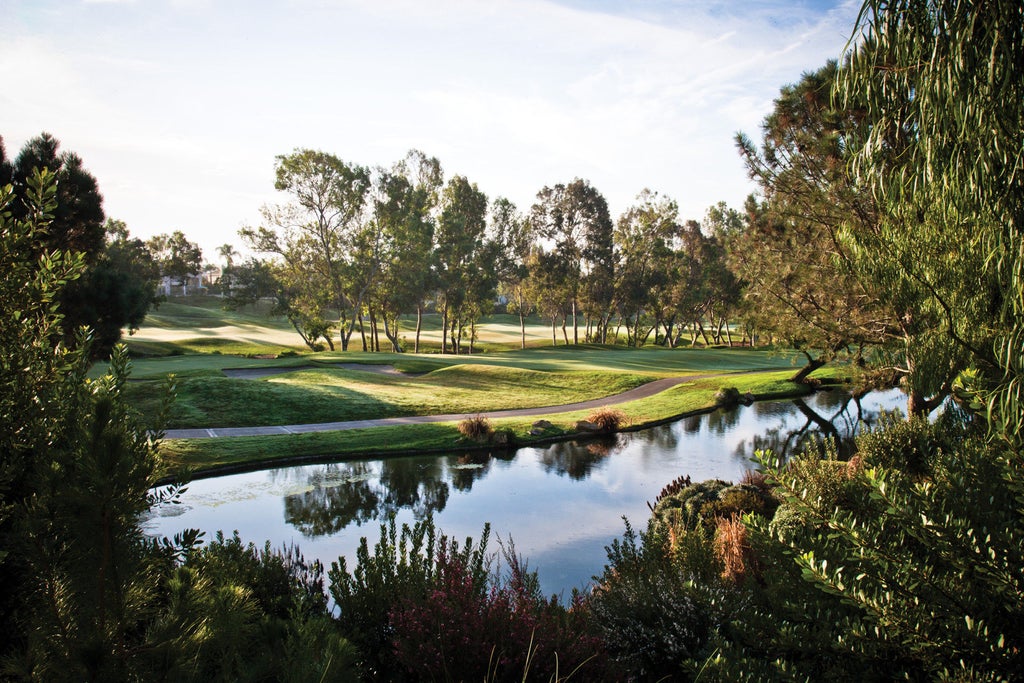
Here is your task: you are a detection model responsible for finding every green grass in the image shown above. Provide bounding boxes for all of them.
[115,296,841,477]
[157,370,817,475]
[129,364,658,429]
[117,345,802,380]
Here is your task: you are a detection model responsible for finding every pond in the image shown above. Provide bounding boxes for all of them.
[145,387,907,597]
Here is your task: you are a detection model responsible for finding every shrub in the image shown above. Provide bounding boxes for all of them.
[744,417,1024,679]
[329,517,606,681]
[650,479,731,529]
[328,516,484,679]
[585,407,627,432]
[390,541,605,682]
[144,532,358,682]
[589,519,732,679]
[458,414,494,442]
[714,386,741,407]
[704,485,779,523]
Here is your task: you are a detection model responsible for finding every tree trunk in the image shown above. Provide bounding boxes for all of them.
[561,314,569,345]
[357,311,367,351]
[469,320,476,354]
[572,299,578,345]
[415,304,423,353]
[369,309,379,352]
[791,354,825,384]
[519,309,526,349]
[551,317,557,346]
[383,314,402,352]
[725,319,733,347]
[697,321,711,346]
[907,389,947,416]
[441,301,449,354]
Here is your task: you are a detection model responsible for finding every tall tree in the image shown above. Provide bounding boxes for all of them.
[734,62,890,382]
[531,179,614,344]
[147,230,203,294]
[490,197,535,349]
[614,190,678,347]
[372,151,443,353]
[6,133,105,258]
[242,149,371,351]
[2,133,160,356]
[435,175,489,354]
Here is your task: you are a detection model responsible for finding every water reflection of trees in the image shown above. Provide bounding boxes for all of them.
[705,407,741,435]
[282,462,381,537]
[737,390,897,462]
[283,457,452,538]
[449,451,513,492]
[539,436,621,480]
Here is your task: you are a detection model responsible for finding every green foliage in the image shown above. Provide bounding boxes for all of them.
[839,0,1024,422]
[63,218,162,357]
[734,62,887,381]
[589,519,732,680]
[744,415,1024,679]
[1,167,188,678]
[144,533,358,682]
[2,133,161,358]
[242,148,372,352]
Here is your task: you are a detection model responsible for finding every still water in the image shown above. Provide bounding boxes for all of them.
[146,388,906,596]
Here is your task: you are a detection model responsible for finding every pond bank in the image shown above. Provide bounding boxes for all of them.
[157,369,837,483]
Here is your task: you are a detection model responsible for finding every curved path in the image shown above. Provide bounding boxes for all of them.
[162,372,747,440]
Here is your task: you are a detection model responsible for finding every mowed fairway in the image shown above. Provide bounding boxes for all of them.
[126,296,557,355]
[118,297,804,432]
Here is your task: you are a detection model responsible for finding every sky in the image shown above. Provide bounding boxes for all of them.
[1,0,862,261]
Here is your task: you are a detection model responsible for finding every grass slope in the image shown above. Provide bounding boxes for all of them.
[133,364,656,429]
[158,370,821,475]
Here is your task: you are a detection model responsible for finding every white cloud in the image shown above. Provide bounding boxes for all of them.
[2,0,861,258]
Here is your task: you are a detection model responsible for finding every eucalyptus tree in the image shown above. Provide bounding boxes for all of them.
[531,179,614,344]
[614,190,678,347]
[241,149,371,351]
[372,150,442,352]
[526,247,572,346]
[435,175,489,354]
[147,230,203,293]
[489,197,534,348]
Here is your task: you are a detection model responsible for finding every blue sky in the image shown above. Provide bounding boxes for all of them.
[2,0,861,260]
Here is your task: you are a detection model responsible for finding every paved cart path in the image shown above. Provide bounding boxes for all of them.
[163,372,755,440]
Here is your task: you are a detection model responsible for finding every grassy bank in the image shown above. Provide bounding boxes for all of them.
[123,346,804,429]
[157,369,823,478]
